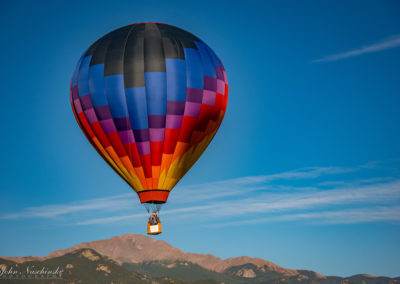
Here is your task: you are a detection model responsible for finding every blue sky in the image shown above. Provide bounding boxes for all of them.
[1,0,400,278]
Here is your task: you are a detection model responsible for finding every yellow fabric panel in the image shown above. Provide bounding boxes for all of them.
[105,146,132,181]
[160,154,173,178]
[158,168,167,189]
[133,166,148,190]
[92,137,126,179]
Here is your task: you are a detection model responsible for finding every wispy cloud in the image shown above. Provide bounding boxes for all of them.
[3,166,346,220]
[213,206,400,227]
[76,212,146,225]
[170,165,358,204]
[77,178,400,226]
[228,166,356,184]
[313,34,400,62]
[78,174,400,226]
[2,161,399,227]
[169,179,400,219]
[76,205,215,225]
[0,193,135,219]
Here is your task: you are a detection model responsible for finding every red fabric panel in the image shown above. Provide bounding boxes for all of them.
[124,143,141,167]
[196,104,214,132]
[91,122,111,147]
[78,112,95,138]
[179,116,197,142]
[140,154,152,178]
[106,132,127,157]
[163,128,180,154]
[150,141,163,166]
[137,190,170,203]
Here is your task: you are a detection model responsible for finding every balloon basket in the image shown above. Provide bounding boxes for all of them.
[147,222,162,235]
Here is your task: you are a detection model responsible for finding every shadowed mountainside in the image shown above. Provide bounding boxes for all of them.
[0,248,206,284]
[1,234,399,284]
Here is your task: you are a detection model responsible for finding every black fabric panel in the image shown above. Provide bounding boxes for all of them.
[157,24,200,49]
[85,29,117,57]
[89,36,112,66]
[157,24,185,58]
[89,27,126,66]
[124,24,145,88]
[144,23,166,72]
[89,23,200,72]
[161,35,185,59]
[85,39,101,57]
[104,25,133,76]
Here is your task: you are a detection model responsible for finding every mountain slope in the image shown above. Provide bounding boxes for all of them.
[1,248,151,284]
[0,248,213,284]
[1,234,399,284]
[2,234,298,276]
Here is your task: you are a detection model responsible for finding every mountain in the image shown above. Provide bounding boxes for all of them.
[0,248,212,284]
[1,234,399,284]
[2,234,297,276]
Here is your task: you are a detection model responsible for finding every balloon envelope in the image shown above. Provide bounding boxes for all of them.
[70,23,228,204]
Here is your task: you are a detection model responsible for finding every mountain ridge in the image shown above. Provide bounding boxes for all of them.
[1,233,399,284]
[1,234,298,276]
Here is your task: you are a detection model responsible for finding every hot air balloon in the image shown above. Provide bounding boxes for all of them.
[70,23,228,234]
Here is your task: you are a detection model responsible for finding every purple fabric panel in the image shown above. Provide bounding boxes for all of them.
[100,119,117,134]
[215,66,224,80]
[202,90,216,106]
[166,101,185,115]
[184,102,201,117]
[204,76,217,91]
[186,88,203,103]
[133,129,149,142]
[223,70,228,84]
[217,79,225,95]
[148,115,165,128]
[84,108,98,123]
[73,99,83,114]
[80,95,93,110]
[95,105,113,120]
[166,115,183,129]
[119,130,135,144]
[149,128,165,142]
[137,141,150,155]
[71,86,79,100]
[114,117,131,131]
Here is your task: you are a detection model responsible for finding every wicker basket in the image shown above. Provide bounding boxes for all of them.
[147,222,162,235]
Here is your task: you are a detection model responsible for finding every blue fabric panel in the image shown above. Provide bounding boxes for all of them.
[88,64,108,107]
[77,55,92,97]
[184,48,203,89]
[125,87,149,130]
[203,43,222,68]
[195,42,216,78]
[104,75,129,118]
[165,59,186,102]
[145,72,167,115]
[72,54,84,87]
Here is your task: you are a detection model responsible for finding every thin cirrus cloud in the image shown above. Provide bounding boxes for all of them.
[313,34,400,62]
[169,165,359,204]
[200,180,400,217]
[0,193,136,219]
[76,178,400,226]
[1,162,399,226]
[0,165,358,220]
[76,205,216,225]
[212,206,400,227]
